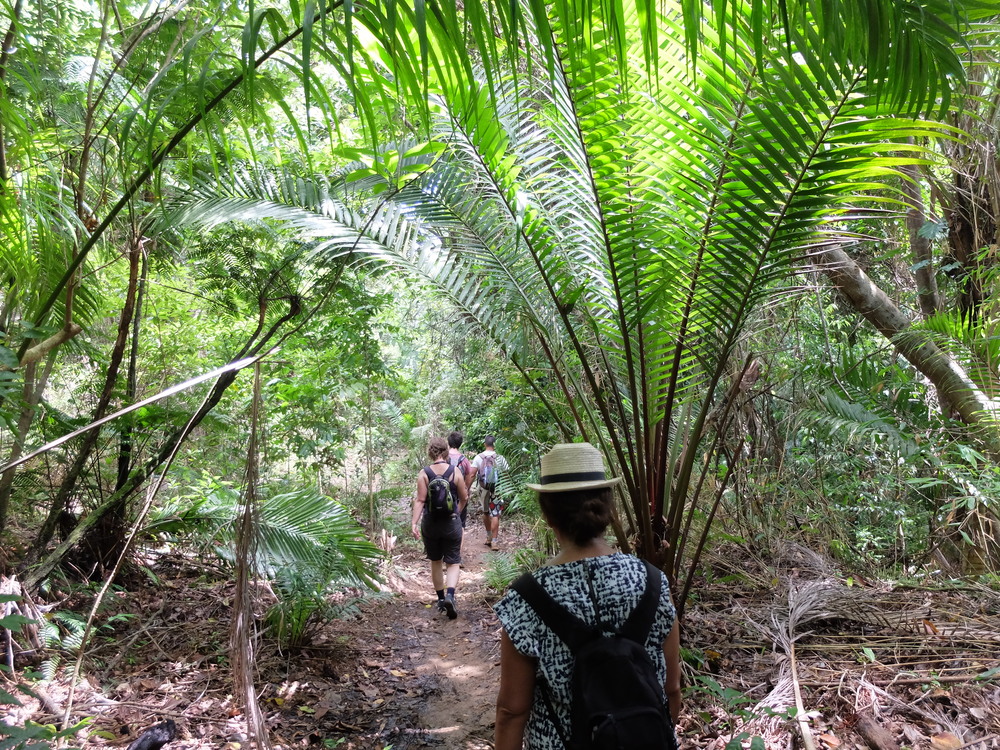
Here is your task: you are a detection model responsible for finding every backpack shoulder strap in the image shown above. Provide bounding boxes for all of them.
[443,463,455,481]
[618,560,663,644]
[423,466,436,483]
[510,573,598,652]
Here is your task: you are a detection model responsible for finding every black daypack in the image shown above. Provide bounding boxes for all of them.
[424,464,457,519]
[510,560,676,750]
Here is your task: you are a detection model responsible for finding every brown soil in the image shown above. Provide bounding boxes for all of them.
[6,510,1000,750]
[5,505,517,750]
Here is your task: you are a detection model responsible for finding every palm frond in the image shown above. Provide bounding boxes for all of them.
[148,486,383,589]
[809,390,923,459]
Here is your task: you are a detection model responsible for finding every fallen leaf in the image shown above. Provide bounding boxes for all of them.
[901,724,926,744]
[297,706,315,714]
[390,669,408,677]
[930,732,962,750]
[970,707,987,720]
[818,733,842,747]
[318,691,341,708]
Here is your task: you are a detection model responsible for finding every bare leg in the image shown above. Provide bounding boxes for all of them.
[488,515,500,543]
[482,490,491,538]
[431,559,446,590]
[445,562,461,589]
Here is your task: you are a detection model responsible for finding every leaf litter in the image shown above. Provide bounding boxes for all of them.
[6,516,1000,748]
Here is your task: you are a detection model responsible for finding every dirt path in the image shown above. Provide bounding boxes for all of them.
[29,500,513,750]
[17,505,1000,750]
[318,508,508,749]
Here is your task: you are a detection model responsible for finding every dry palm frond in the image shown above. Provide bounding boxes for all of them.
[772,542,837,580]
[230,364,273,750]
[780,581,930,633]
[740,667,797,742]
[856,676,967,737]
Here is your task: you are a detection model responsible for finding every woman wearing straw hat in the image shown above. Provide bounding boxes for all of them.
[493,442,681,750]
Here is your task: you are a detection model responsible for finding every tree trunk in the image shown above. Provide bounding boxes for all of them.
[947,171,996,323]
[116,247,149,491]
[899,159,940,318]
[29,243,141,558]
[24,294,301,588]
[23,368,242,588]
[0,356,56,535]
[817,244,999,446]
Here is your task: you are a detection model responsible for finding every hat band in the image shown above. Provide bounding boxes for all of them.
[540,470,606,485]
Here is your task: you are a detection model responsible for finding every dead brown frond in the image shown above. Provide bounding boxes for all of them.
[772,542,837,580]
[741,668,796,743]
[0,575,43,669]
[230,363,273,750]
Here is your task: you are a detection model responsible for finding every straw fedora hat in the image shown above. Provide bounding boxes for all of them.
[526,443,621,493]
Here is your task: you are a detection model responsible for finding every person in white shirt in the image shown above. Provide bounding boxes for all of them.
[471,435,510,548]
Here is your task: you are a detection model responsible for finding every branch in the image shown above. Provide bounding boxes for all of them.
[21,0,345,356]
[816,243,998,441]
[19,323,84,367]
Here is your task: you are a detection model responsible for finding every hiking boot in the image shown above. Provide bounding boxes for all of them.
[437,599,447,614]
[443,594,458,620]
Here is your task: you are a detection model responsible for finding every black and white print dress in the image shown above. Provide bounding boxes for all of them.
[494,553,676,750]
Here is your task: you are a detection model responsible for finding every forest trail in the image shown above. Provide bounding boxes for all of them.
[323,503,507,750]
[46,498,512,750]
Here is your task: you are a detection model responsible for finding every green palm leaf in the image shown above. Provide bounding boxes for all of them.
[165,0,971,592]
[148,486,383,589]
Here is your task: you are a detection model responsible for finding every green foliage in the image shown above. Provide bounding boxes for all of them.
[148,479,383,648]
[0,0,991,643]
[150,481,384,589]
[39,610,86,653]
[265,572,365,648]
[0,717,87,750]
[482,553,521,593]
[483,546,549,593]
[689,676,781,748]
[0,597,86,750]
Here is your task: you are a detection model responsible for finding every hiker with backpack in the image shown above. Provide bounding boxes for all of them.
[493,442,682,750]
[471,435,509,548]
[447,431,475,528]
[412,436,468,620]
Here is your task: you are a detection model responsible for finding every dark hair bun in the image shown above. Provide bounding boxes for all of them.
[539,488,614,546]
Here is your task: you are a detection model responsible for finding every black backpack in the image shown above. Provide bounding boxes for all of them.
[510,560,676,750]
[424,465,457,519]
